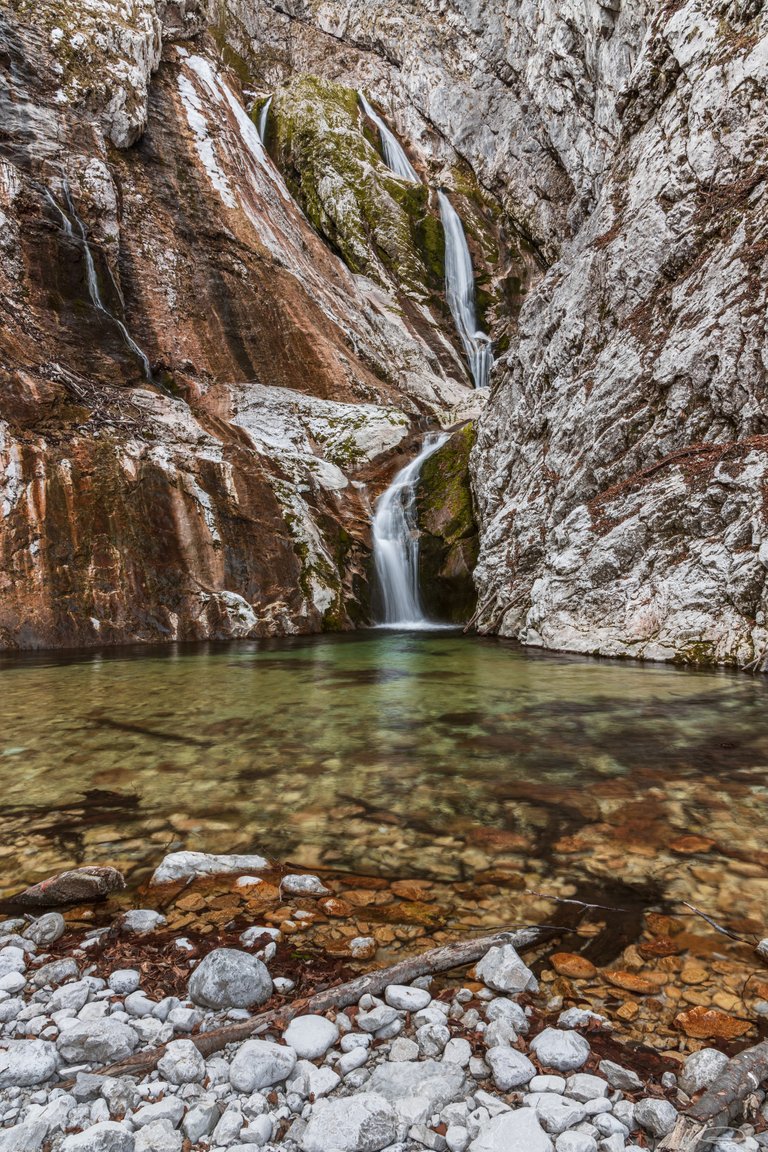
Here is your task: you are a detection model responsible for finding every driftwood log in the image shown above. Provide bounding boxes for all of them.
[659,1040,768,1151]
[96,925,553,1081]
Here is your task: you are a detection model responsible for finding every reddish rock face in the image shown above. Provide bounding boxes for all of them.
[0,13,478,650]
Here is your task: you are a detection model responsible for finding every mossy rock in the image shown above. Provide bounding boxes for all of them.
[265,76,440,300]
[416,423,479,624]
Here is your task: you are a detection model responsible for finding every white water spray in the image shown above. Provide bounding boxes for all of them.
[256,95,272,142]
[372,432,450,629]
[437,191,493,390]
[45,185,153,382]
[358,91,420,183]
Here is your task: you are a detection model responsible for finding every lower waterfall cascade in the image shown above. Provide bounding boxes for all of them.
[371,432,451,629]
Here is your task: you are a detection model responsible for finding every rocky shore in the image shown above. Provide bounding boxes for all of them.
[1,855,767,1152]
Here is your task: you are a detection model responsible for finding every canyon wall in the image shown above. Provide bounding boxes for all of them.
[238,0,768,669]
[2,0,767,666]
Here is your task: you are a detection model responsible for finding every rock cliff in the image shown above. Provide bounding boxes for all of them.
[233,0,768,669]
[2,0,767,667]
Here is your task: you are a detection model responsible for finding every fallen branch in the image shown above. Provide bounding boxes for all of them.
[659,1041,768,1151]
[93,925,554,1082]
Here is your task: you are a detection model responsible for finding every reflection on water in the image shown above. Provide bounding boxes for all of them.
[1,632,767,937]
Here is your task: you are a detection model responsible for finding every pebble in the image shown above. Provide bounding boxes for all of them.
[228,1039,297,1092]
[157,1039,206,1084]
[23,914,66,947]
[486,1046,536,1090]
[120,911,166,935]
[679,1047,730,1096]
[384,984,432,1011]
[108,971,141,996]
[634,1097,679,1137]
[597,1060,643,1092]
[301,1092,398,1151]
[283,1014,339,1059]
[0,1040,58,1088]
[469,1107,553,1152]
[61,1121,134,1151]
[530,1029,591,1072]
[475,944,539,994]
[280,874,329,897]
[57,1020,139,1066]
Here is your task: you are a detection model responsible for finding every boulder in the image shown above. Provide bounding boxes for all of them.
[150,852,269,885]
[301,1093,398,1152]
[368,1058,465,1125]
[61,1122,134,1152]
[6,867,125,908]
[0,1040,58,1088]
[476,944,538,994]
[188,949,272,1010]
[228,1039,297,1092]
[470,1108,553,1152]
[57,1020,139,1066]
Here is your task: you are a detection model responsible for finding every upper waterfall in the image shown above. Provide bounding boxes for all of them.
[372,432,450,629]
[358,92,420,183]
[437,191,493,390]
[256,95,272,142]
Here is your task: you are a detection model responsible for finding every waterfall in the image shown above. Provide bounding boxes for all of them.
[437,191,493,390]
[372,432,450,628]
[256,95,272,142]
[44,185,153,382]
[358,91,420,184]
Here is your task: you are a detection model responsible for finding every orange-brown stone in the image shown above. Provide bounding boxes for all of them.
[669,835,717,855]
[319,897,353,918]
[674,1006,752,1040]
[551,953,598,979]
[638,936,683,959]
[605,971,665,995]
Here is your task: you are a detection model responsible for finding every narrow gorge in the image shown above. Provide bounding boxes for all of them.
[3,0,763,668]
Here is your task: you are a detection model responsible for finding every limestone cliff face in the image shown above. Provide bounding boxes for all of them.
[0,2,479,647]
[2,0,767,666]
[236,0,768,670]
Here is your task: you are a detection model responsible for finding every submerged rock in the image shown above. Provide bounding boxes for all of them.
[6,868,125,908]
[150,852,269,885]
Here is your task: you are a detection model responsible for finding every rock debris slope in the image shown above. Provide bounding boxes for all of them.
[2,0,767,665]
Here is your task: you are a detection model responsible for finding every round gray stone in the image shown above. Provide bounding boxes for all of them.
[188,948,272,1010]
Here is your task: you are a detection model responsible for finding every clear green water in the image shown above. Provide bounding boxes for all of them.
[1,632,767,922]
